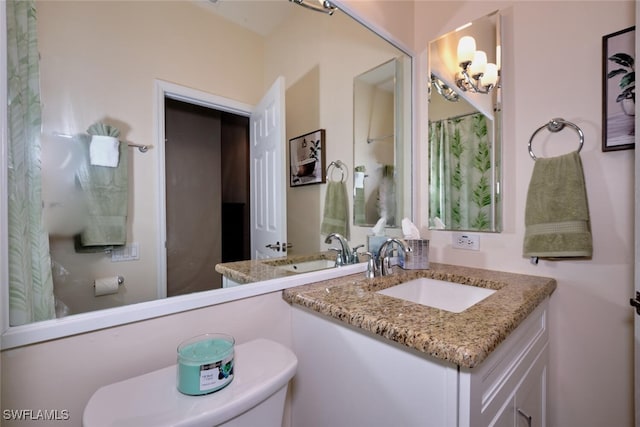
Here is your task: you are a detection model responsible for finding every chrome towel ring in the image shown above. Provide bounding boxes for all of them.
[326,160,348,182]
[528,118,584,160]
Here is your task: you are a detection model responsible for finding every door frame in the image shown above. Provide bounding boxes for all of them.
[634,5,639,423]
[153,80,253,298]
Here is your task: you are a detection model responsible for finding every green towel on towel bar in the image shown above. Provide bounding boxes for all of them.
[523,150,592,258]
[321,180,350,239]
[75,135,128,250]
[354,187,366,224]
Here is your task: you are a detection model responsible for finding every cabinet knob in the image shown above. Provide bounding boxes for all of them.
[517,408,532,427]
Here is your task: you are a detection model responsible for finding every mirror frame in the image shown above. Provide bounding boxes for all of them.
[427,10,502,233]
[0,0,415,349]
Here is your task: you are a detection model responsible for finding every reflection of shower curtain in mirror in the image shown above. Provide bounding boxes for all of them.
[429,113,492,231]
[7,0,56,325]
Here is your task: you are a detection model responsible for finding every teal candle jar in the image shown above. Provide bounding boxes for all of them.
[177,333,235,396]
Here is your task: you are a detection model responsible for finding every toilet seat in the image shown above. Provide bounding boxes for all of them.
[83,338,297,427]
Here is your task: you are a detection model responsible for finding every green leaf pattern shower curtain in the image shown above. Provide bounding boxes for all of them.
[7,0,55,325]
[429,113,492,230]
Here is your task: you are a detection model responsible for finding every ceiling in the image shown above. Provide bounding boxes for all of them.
[197,0,294,37]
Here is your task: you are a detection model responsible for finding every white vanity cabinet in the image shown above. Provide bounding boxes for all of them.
[290,299,549,427]
[221,276,242,288]
[460,299,548,427]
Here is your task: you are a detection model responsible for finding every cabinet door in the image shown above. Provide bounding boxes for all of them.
[488,346,547,427]
[291,307,459,427]
[515,352,547,427]
[490,397,515,427]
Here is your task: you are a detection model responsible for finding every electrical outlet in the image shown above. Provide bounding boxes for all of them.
[452,233,480,251]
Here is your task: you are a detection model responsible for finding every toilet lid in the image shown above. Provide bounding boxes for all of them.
[83,338,297,427]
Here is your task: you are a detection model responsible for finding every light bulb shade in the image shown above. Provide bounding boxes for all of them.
[469,50,487,77]
[481,63,498,87]
[457,36,476,64]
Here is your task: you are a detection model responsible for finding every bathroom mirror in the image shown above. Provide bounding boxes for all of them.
[2,0,412,340]
[428,11,502,232]
[353,57,411,227]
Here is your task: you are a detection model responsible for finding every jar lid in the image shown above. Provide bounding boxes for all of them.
[177,333,235,364]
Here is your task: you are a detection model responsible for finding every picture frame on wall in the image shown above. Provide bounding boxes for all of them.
[289,129,326,187]
[602,25,635,152]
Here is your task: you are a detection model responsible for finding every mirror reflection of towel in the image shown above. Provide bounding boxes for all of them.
[354,171,366,224]
[89,135,120,167]
[321,180,350,239]
[378,165,395,225]
[75,135,128,251]
[523,151,592,258]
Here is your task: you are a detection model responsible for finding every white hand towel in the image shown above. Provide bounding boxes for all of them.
[90,135,120,167]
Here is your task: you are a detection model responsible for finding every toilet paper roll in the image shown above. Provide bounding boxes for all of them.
[94,276,121,297]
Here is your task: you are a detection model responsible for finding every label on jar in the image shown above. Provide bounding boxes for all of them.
[199,355,234,391]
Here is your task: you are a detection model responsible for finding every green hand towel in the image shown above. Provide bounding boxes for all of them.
[321,180,350,239]
[75,135,128,249]
[523,151,592,258]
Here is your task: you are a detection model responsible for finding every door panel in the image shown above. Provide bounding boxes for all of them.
[250,77,286,259]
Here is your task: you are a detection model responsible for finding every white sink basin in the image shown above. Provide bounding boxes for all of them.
[376,277,495,313]
[278,259,336,274]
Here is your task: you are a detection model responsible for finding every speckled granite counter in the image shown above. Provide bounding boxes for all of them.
[283,263,556,368]
[215,252,336,284]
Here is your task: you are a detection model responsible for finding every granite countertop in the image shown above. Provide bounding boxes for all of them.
[282,263,556,368]
[215,252,336,284]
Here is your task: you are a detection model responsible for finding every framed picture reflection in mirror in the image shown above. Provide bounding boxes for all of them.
[289,129,326,187]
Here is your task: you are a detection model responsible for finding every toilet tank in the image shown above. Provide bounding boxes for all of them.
[83,338,297,427]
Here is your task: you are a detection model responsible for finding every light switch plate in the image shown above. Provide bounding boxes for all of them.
[111,243,140,262]
[452,233,480,251]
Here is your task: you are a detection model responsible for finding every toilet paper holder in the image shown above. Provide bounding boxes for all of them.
[92,275,124,288]
[93,275,125,297]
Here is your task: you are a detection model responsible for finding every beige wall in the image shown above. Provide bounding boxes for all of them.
[413,1,635,426]
[1,1,636,427]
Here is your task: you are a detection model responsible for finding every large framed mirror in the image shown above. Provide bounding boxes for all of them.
[428,10,502,232]
[2,0,412,346]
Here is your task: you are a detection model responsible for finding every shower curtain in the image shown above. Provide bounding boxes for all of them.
[429,112,492,231]
[7,0,56,325]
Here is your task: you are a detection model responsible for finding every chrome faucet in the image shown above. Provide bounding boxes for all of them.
[366,238,411,277]
[325,233,361,266]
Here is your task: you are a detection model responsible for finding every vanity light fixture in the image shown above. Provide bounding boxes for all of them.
[430,73,459,102]
[289,0,337,15]
[455,36,500,94]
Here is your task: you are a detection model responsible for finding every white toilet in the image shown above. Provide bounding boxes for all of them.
[83,338,297,427]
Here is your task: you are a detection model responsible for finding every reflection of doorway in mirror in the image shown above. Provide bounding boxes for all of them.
[165,98,250,297]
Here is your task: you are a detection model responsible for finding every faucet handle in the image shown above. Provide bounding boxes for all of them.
[351,244,365,263]
[363,251,378,278]
[328,248,344,266]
